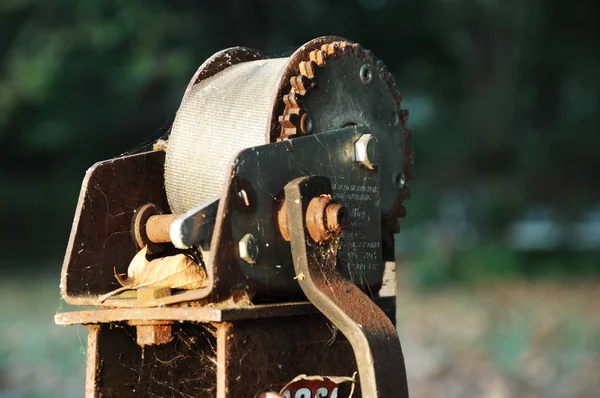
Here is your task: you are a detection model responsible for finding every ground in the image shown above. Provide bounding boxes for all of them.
[1,271,598,397]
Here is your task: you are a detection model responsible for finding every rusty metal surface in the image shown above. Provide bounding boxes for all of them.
[273,37,414,260]
[85,322,218,398]
[285,175,408,397]
[218,316,359,397]
[267,36,346,142]
[55,298,396,325]
[132,322,174,346]
[62,37,410,306]
[82,312,395,398]
[146,213,179,244]
[211,126,386,299]
[61,150,170,303]
[60,150,217,307]
[305,196,347,242]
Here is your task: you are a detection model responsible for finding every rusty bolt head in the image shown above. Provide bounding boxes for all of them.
[134,323,173,346]
[239,233,259,264]
[354,134,378,170]
[306,196,348,242]
[326,202,348,232]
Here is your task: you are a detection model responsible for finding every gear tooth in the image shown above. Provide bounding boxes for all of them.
[383,72,395,87]
[403,128,415,181]
[397,204,407,218]
[351,43,365,58]
[290,76,299,93]
[299,61,315,79]
[279,112,303,129]
[278,114,295,128]
[322,42,338,56]
[290,76,306,95]
[404,159,415,180]
[330,43,339,55]
[375,59,386,74]
[309,49,326,66]
[277,115,289,128]
[390,217,401,233]
[292,75,312,95]
[393,92,403,107]
[406,150,414,164]
[281,127,298,139]
[400,109,409,124]
[337,41,350,54]
[283,94,296,109]
[401,186,411,200]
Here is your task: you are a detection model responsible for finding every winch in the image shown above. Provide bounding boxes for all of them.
[55,36,414,398]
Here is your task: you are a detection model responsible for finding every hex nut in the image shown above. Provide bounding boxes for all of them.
[306,197,348,243]
[354,134,379,170]
[239,233,259,264]
[136,324,173,346]
[325,202,348,233]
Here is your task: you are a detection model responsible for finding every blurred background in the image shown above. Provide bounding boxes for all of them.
[0,0,598,397]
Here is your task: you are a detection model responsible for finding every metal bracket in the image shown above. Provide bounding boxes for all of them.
[284,175,409,398]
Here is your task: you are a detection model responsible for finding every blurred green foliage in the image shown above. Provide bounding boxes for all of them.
[0,0,598,271]
[408,247,599,290]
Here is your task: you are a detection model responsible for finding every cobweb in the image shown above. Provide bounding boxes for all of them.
[98,322,217,397]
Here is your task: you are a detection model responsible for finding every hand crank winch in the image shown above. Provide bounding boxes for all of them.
[56,36,414,398]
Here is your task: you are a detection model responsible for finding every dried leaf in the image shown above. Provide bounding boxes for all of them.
[97,247,207,303]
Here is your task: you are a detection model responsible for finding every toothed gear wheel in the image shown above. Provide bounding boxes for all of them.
[166,36,412,252]
[275,38,414,245]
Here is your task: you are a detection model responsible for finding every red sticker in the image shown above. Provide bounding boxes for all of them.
[279,374,356,398]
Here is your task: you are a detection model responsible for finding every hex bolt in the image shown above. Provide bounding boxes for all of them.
[306,197,348,242]
[279,198,348,243]
[131,287,173,347]
[239,233,259,264]
[135,323,173,347]
[354,134,379,170]
[325,202,349,233]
